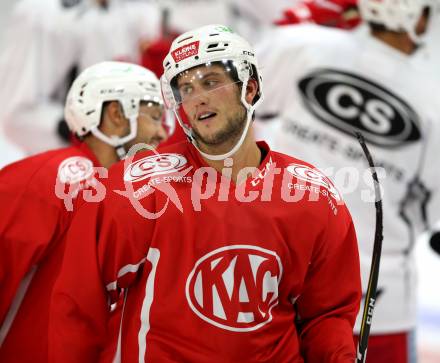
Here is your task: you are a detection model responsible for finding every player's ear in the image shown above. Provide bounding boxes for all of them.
[245,78,258,105]
[106,101,127,127]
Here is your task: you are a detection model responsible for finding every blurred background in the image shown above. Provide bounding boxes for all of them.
[0,1,439,362]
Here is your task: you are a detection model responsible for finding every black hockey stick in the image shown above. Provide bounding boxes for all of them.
[355,132,384,363]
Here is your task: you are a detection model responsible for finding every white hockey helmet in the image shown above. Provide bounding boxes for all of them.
[358,0,433,43]
[161,24,263,161]
[65,61,163,150]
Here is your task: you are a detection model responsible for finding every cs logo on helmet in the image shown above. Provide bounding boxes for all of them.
[298,68,422,147]
[186,245,283,332]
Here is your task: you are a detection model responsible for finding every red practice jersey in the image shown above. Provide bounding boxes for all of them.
[0,143,103,362]
[50,141,361,363]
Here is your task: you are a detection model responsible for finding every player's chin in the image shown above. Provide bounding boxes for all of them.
[198,131,226,146]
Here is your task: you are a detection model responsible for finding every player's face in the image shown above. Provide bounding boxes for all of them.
[176,64,248,148]
[126,102,167,149]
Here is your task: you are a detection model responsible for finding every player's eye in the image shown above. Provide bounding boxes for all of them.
[180,84,193,96]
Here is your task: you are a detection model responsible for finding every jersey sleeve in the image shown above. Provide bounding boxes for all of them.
[420,105,440,229]
[0,168,68,325]
[49,177,155,363]
[296,206,361,362]
[132,2,161,43]
[0,0,79,154]
[254,26,312,146]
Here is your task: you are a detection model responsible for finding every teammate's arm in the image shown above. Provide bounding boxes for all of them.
[0,170,68,326]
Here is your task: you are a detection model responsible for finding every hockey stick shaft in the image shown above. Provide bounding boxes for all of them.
[355,132,384,363]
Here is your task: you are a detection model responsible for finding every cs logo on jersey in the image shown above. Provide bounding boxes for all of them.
[123,153,188,183]
[57,156,94,184]
[287,163,341,202]
[298,69,422,147]
[186,245,283,332]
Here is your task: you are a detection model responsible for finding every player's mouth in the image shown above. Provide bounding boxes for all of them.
[197,112,217,122]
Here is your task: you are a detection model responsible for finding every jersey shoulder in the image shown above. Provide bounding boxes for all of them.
[108,141,190,179]
[106,141,192,195]
[258,24,354,53]
[0,146,96,203]
[270,149,348,219]
[270,149,317,170]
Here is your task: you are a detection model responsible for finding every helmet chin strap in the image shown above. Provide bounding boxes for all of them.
[91,114,139,160]
[115,144,127,160]
[196,109,253,161]
[175,77,260,161]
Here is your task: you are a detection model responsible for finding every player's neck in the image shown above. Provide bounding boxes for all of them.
[371,30,417,55]
[84,136,120,169]
[201,131,262,184]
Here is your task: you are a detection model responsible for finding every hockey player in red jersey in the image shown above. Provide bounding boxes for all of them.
[49,25,361,363]
[0,61,166,363]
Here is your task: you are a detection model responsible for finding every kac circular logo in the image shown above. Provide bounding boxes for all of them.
[186,245,283,332]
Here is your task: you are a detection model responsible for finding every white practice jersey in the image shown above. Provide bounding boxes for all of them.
[156,0,230,34]
[151,0,292,44]
[77,0,160,69]
[221,0,295,43]
[255,24,440,333]
[0,130,25,169]
[0,0,160,157]
[0,0,79,155]
[413,16,440,84]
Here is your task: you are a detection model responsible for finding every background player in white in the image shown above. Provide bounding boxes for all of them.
[255,1,440,362]
[0,0,161,157]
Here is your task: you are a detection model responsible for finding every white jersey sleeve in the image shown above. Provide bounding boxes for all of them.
[222,0,297,43]
[159,0,230,34]
[0,0,80,154]
[77,1,162,69]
